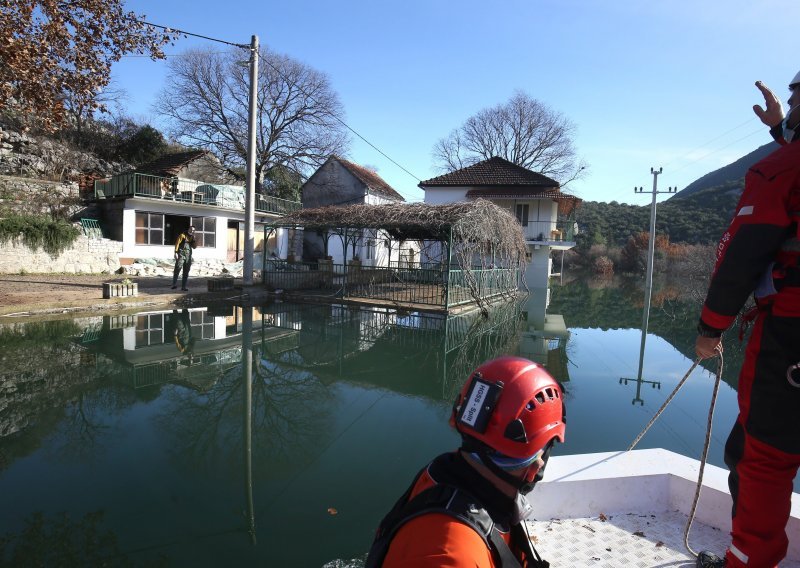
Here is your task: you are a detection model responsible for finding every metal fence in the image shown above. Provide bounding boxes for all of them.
[447,268,518,307]
[94,173,301,215]
[262,258,519,309]
[523,219,577,243]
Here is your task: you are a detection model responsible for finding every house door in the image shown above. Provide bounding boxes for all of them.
[227,221,242,262]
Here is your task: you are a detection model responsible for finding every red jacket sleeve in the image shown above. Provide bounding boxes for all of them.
[700,142,800,330]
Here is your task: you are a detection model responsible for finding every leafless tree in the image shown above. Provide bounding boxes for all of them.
[433,91,588,186]
[155,47,350,193]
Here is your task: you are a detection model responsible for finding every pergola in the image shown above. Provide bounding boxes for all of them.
[263,199,528,313]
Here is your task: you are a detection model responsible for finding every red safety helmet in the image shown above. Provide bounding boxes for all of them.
[450,356,565,460]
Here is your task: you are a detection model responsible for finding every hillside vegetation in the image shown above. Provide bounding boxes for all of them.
[575,141,777,248]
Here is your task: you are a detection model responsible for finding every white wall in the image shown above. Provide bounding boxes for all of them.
[423,187,469,204]
[525,245,553,291]
[121,207,227,261]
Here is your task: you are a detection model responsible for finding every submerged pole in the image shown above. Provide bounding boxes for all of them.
[634,168,677,381]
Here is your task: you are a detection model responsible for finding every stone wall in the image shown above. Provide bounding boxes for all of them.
[0,234,122,274]
[0,174,90,219]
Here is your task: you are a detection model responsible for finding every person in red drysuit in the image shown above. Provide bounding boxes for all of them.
[695,74,800,568]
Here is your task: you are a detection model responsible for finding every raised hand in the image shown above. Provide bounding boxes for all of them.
[753,80,784,127]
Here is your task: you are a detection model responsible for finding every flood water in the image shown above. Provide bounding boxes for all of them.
[0,277,755,566]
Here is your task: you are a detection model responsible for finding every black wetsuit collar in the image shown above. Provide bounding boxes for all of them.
[427,451,517,529]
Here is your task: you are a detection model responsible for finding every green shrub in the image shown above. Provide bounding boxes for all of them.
[0,214,81,256]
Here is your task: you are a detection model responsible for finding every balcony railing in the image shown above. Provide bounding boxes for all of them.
[522,219,577,243]
[93,173,301,216]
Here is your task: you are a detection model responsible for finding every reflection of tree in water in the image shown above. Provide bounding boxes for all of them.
[0,319,141,469]
[49,386,140,464]
[155,354,331,470]
[444,301,525,401]
[549,276,746,388]
[0,510,166,567]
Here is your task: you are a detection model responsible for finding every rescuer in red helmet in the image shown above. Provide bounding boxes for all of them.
[365,356,566,568]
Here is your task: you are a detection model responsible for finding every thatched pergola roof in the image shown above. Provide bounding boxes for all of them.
[274,199,528,261]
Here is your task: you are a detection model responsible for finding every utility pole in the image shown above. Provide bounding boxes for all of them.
[243,35,259,286]
[632,167,677,382]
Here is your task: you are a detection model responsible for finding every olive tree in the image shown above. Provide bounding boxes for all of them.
[433,91,587,185]
[0,0,176,131]
[155,46,350,194]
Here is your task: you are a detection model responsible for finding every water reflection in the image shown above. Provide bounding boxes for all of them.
[0,297,568,566]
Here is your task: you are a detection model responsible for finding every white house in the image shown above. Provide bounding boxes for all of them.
[92,151,300,267]
[419,157,581,297]
[299,156,420,267]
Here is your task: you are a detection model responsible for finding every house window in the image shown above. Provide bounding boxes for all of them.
[135,213,215,247]
[190,310,216,339]
[365,229,376,260]
[135,313,166,347]
[515,204,529,227]
[135,213,164,245]
[190,216,216,248]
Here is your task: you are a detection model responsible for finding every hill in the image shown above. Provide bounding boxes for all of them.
[575,140,778,246]
[671,142,777,199]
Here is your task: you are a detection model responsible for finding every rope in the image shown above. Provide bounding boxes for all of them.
[683,351,724,557]
[626,350,724,558]
[627,358,701,451]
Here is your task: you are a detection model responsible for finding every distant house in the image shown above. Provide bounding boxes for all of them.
[419,157,581,291]
[92,151,301,265]
[300,156,419,266]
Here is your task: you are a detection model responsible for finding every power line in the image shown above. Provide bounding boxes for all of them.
[666,127,765,176]
[596,119,767,205]
[661,117,757,170]
[258,57,422,184]
[134,19,423,193]
[132,18,248,49]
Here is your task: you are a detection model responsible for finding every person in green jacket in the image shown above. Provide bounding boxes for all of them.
[171,226,197,291]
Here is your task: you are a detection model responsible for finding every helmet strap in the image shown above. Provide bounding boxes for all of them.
[476,449,528,491]
[461,435,526,491]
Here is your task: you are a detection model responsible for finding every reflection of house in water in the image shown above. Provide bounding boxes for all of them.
[518,292,571,382]
[256,298,570,398]
[79,297,570,398]
[81,306,295,391]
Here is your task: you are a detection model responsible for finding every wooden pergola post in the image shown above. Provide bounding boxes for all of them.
[444,227,453,309]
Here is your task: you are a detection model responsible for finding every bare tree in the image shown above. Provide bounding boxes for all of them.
[155,47,350,193]
[433,91,588,186]
[0,1,176,132]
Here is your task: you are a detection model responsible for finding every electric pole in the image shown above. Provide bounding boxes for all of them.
[243,35,259,286]
[620,168,676,403]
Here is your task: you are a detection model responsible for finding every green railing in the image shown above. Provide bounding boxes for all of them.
[446,267,519,308]
[80,218,102,238]
[262,259,519,309]
[255,193,302,214]
[94,173,301,215]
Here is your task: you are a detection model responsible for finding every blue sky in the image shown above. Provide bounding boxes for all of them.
[113,0,800,204]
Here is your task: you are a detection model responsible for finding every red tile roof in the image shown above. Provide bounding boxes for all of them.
[465,189,579,201]
[337,158,405,202]
[135,150,210,177]
[420,156,560,189]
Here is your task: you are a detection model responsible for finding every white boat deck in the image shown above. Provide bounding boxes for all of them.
[529,510,738,567]
[525,449,800,567]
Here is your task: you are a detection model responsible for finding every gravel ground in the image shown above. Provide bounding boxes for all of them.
[0,273,249,319]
